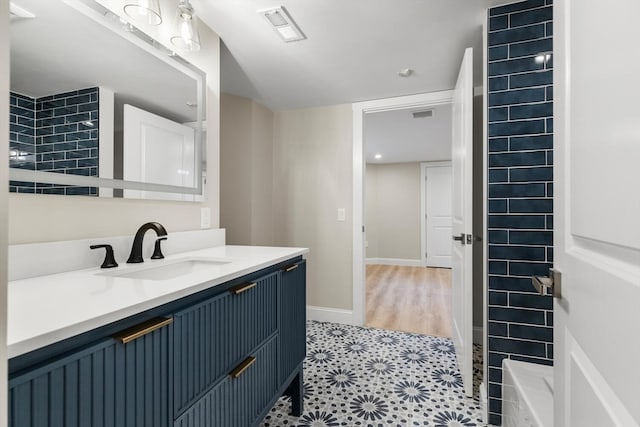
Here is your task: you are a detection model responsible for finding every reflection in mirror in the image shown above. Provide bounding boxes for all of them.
[8,0,206,200]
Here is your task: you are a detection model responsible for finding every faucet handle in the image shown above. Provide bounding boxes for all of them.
[90,244,119,269]
[151,237,168,260]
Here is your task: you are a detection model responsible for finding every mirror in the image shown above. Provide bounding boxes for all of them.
[8,0,206,200]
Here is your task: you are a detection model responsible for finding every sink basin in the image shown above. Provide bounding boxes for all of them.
[102,258,231,281]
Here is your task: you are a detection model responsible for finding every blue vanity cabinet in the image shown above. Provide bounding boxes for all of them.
[9,318,173,427]
[9,256,307,427]
[278,259,307,403]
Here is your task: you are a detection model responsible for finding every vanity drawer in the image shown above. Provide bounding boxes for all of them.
[174,335,279,427]
[9,318,173,427]
[173,271,278,418]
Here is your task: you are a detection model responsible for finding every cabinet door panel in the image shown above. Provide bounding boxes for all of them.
[173,272,278,417]
[279,260,307,385]
[9,339,119,427]
[119,325,172,427]
[9,321,172,427]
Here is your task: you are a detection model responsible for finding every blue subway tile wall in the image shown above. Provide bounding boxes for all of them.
[8,88,99,195]
[487,1,553,425]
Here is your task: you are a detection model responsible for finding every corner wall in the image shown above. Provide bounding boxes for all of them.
[273,104,353,311]
[1,2,9,423]
[220,94,274,245]
[486,1,554,424]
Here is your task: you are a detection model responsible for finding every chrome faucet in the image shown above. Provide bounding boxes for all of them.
[127,222,168,263]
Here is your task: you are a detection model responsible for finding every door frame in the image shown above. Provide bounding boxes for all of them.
[352,90,453,326]
[420,161,452,267]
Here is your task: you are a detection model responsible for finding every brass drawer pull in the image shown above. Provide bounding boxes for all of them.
[230,356,256,379]
[283,264,298,272]
[114,317,173,344]
[231,282,257,295]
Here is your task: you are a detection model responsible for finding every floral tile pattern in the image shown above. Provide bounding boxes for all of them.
[260,321,485,427]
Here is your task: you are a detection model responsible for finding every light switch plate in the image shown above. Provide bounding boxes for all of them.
[337,208,346,221]
[200,207,211,229]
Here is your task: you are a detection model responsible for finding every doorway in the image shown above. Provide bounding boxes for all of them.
[358,94,454,337]
[352,91,454,326]
[353,78,481,400]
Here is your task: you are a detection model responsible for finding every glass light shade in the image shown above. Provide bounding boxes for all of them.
[124,0,162,26]
[170,1,201,52]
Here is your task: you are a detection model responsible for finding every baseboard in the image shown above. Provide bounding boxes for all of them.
[473,326,483,345]
[307,305,355,325]
[365,258,424,267]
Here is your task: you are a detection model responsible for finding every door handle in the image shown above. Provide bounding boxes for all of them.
[531,269,562,298]
[453,233,473,244]
[113,317,173,344]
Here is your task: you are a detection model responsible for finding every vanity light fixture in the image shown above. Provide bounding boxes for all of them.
[124,0,162,26]
[171,0,201,52]
[259,6,306,43]
[104,11,136,32]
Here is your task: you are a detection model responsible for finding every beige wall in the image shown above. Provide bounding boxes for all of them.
[220,94,274,245]
[366,162,422,260]
[7,12,221,244]
[1,2,9,423]
[273,105,353,310]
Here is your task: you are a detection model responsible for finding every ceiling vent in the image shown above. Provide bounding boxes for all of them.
[9,3,35,22]
[259,6,306,43]
[412,110,434,119]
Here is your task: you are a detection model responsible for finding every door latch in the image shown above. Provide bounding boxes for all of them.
[532,268,562,298]
[452,233,474,245]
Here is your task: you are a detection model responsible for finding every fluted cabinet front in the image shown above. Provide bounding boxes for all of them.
[9,323,173,427]
[174,336,279,427]
[172,272,278,418]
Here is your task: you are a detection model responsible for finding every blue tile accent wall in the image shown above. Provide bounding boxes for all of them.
[487,1,553,425]
[8,88,99,196]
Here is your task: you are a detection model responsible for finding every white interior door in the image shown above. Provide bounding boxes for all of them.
[554,1,640,425]
[425,164,452,268]
[451,47,474,397]
[123,104,196,201]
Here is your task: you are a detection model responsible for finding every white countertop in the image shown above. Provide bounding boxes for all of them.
[8,245,307,359]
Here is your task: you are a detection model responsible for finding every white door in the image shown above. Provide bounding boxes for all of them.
[425,164,452,268]
[123,104,196,201]
[451,47,474,397]
[554,1,640,425]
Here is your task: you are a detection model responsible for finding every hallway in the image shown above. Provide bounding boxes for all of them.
[365,264,452,338]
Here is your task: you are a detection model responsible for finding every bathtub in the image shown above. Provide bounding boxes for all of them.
[502,359,554,427]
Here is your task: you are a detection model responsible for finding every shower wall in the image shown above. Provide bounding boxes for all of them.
[486,0,554,424]
[9,87,99,195]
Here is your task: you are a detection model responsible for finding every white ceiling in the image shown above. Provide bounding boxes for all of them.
[194,0,507,111]
[364,103,452,164]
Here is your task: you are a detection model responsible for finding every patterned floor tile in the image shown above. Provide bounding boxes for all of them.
[260,321,485,427]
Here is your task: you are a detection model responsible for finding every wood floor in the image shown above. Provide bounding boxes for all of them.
[365,264,452,338]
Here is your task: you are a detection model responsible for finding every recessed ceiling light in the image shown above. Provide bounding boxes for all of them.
[259,6,306,43]
[397,68,414,77]
[374,154,382,160]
